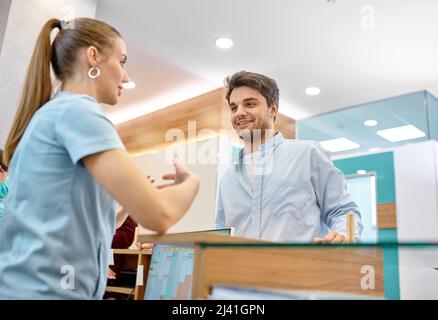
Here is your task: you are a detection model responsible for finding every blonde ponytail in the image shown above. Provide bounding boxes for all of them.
[3,19,61,165]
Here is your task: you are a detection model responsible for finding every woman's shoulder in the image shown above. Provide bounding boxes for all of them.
[37,92,104,122]
[38,91,97,112]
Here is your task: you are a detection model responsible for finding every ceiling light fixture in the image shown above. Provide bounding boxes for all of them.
[319,137,360,153]
[376,125,426,142]
[215,37,233,49]
[305,87,320,96]
[122,81,136,89]
[364,120,378,127]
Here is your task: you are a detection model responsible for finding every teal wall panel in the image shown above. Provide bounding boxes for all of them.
[379,229,400,300]
[334,152,400,299]
[334,152,395,204]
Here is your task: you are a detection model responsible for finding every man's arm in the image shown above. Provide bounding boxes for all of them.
[310,143,363,243]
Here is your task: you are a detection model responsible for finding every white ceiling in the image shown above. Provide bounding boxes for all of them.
[96,0,438,124]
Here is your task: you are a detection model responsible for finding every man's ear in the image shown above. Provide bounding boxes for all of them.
[270,103,279,121]
[85,46,99,67]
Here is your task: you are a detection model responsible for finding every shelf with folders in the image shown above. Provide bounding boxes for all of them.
[104,248,152,300]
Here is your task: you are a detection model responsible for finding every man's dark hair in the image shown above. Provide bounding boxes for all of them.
[224,71,280,109]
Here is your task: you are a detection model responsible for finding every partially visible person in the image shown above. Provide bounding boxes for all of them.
[107,205,137,280]
[0,149,9,221]
[112,215,137,249]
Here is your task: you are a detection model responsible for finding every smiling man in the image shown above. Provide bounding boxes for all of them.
[215,71,363,243]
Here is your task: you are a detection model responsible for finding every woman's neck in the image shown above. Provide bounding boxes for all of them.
[61,77,98,102]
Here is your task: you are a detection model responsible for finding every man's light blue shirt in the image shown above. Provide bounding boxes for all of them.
[0,92,124,299]
[215,133,363,242]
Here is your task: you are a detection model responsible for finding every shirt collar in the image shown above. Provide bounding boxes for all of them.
[236,131,284,166]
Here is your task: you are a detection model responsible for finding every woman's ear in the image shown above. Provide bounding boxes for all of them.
[85,46,99,67]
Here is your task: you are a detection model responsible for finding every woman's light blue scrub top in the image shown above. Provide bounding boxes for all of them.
[0,92,125,299]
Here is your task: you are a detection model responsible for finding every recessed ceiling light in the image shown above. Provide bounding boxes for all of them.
[215,37,233,49]
[319,137,360,153]
[368,147,380,152]
[305,87,320,96]
[122,81,136,89]
[356,170,367,175]
[376,125,426,142]
[364,120,378,127]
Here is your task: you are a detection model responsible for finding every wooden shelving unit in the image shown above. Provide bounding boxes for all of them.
[105,286,134,295]
[104,249,152,300]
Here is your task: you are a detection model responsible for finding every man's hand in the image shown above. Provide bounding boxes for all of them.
[313,230,347,244]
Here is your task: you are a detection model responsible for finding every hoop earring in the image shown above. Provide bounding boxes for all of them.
[88,67,101,79]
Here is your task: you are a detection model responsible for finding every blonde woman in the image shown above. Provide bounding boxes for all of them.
[0,18,199,299]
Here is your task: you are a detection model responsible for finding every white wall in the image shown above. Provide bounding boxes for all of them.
[0,0,12,54]
[394,140,438,299]
[0,0,97,146]
[394,140,438,242]
[134,138,220,234]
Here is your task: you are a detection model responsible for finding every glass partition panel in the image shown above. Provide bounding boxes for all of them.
[297,91,429,155]
[427,92,438,141]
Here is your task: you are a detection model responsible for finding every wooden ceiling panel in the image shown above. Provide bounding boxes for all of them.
[117,88,296,155]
